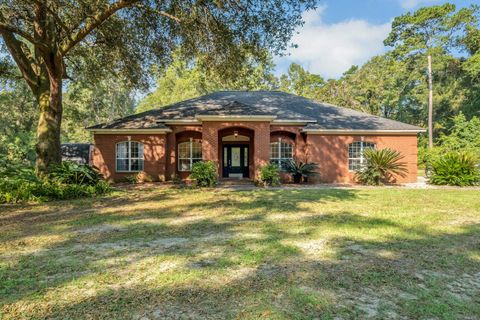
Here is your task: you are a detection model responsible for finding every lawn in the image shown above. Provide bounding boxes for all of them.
[1,187,479,319]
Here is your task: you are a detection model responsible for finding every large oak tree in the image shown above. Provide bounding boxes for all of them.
[0,0,316,173]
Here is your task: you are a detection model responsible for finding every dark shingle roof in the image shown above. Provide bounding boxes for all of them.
[88,91,424,131]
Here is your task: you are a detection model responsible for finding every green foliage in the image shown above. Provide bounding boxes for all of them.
[279,63,324,99]
[285,159,319,184]
[437,113,480,154]
[137,52,278,112]
[258,164,281,187]
[49,161,103,186]
[190,161,218,188]
[0,162,111,204]
[356,148,408,185]
[420,113,480,167]
[429,152,480,186]
[62,77,136,143]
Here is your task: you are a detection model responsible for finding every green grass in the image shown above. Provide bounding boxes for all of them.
[0,187,479,319]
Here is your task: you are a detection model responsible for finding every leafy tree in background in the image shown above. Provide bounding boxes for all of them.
[437,113,480,156]
[63,78,136,142]
[0,0,316,173]
[0,65,37,164]
[278,63,324,99]
[137,52,278,112]
[384,3,477,148]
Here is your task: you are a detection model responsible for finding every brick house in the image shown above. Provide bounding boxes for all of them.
[87,91,425,184]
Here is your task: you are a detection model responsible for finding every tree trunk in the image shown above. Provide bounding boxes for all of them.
[35,70,63,174]
[427,54,434,149]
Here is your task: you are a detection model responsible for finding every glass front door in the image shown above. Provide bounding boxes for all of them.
[223,145,249,178]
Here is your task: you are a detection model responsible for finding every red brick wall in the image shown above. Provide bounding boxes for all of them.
[306,134,418,183]
[92,134,167,182]
[202,121,270,178]
[164,125,202,180]
[92,126,419,184]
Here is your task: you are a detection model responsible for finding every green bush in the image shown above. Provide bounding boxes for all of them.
[258,164,280,186]
[189,161,217,187]
[0,162,112,204]
[356,148,407,185]
[49,161,103,185]
[285,159,319,183]
[429,152,480,186]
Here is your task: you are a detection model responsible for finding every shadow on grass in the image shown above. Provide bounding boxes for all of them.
[1,188,479,319]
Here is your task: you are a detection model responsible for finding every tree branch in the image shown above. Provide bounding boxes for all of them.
[0,21,46,48]
[137,4,181,23]
[60,0,140,56]
[0,30,39,92]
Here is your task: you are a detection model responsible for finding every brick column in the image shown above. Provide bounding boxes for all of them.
[253,122,270,179]
[201,123,219,173]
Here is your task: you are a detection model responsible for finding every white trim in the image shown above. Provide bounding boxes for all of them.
[177,138,202,172]
[195,115,276,121]
[303,129,426,135]
[270,137,294,170]
[272,119,316,124]
[89,128,172,134]
[348,141,375,171]
[162,120,202,125]
[116,141,144,172]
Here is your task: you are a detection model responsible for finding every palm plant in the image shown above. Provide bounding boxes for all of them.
[285,159,319,184]
[356,148,407,185]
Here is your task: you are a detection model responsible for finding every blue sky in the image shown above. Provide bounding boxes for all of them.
[275,0,478,79]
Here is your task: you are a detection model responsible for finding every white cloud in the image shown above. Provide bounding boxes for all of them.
[398,0,439,9]
[275,6,391,79]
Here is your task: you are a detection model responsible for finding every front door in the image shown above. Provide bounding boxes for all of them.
[223,145,249,178]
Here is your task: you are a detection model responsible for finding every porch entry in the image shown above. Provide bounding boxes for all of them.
[222,145,249,178]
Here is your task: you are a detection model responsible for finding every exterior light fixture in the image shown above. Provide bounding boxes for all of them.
[234,130,238,138]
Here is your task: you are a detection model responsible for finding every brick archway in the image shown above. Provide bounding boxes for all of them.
[202,121,270,179]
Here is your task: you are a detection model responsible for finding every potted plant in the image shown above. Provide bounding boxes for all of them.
[285,159,319,184]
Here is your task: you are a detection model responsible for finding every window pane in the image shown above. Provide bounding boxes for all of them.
[270,142,279,159]
[281,142,293,159]
[244,148,248,167]
[349,142,361,159]
[130,142,139,158]
[179,159,191,171]
[349,159,361,171]
[178,142,189,159]
[116,142,128,158]
[191,141,202,159]
[116,159,129,171]
[231,147,240,167]
[130,159,144,171]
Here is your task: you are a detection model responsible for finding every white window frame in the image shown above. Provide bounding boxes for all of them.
[178,138,202,172]
[116,141,144,172]
[270,137,294,170]
[348,141,375,171]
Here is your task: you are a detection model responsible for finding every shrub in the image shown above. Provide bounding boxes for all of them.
[124,171,154,184]
[258,163,280,187]
[190,161,217,187]
[0,162,112,204]
[285,159,319,183]
[49,161,103,185]
[356,148,407,185]
[429,152,480,186]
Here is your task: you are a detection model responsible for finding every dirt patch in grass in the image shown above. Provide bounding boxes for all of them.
[1,187,479,319]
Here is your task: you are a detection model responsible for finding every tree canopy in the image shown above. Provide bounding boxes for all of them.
[0,0,316,172]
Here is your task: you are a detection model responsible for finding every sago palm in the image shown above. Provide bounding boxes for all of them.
[356,148,407,185]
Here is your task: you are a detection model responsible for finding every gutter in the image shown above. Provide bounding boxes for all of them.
[302,129,427,135]
[87,128,172,134]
